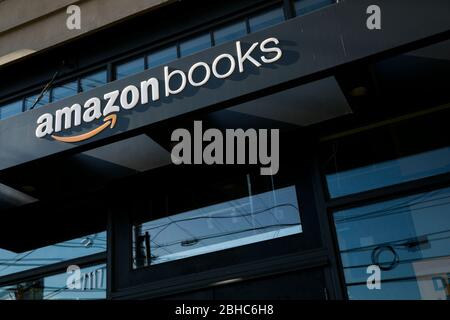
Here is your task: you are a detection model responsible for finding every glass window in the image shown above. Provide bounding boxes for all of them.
[334,186,450,300]
[24,91,50,110]
[214,21,247,46]
[326,147,450,198]
[294,0,335,16]
[80,70,107,92]
[148,46,178,69]
[0,100,22,120]
[180,33,212,57]
[0,231,106,278]
[115,57,145,80]
[0,264,106,300]
[132,176,302,268]
[51,80,78,102]
[249,7,284,33]
[321,109,450,198]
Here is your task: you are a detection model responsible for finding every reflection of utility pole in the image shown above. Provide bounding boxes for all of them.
[446,280,450,300]
[145,232,151,266]
[134,225,145,268]
[14,279,44,300]
[135,225,151,267]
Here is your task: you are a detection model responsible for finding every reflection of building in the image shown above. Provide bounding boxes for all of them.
[0,0,450,300]
[413,257,450,300]
[13,280,44,300]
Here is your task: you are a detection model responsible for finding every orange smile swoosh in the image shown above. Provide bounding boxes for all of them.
[51,114,117,143]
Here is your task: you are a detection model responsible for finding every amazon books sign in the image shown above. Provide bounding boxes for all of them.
[35,37,282,142]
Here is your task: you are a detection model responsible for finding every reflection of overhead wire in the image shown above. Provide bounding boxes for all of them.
[0,243,106,270]
[164,195,197,242]
[351,198,450,222]
[132,204,300,264]
[349,189,437,219]
[43,285,106,300]
[52,244,106,250]
[231,199,259,232]
[346,272,449,288]
[334,190,438,223]
[133,222,300,264]
[341,231,450,271]
[150,238,172,255]
[0,258,63,262]
[371,245,399,270]
[150,223,299,249]
[0,250,35,274]
[342,252,450,270]
[340,229,450,253]
[0,263,55,267]
[335,193,450,224]
[132,201,299,264]
[258,197,283,240]
[142,203,299,235]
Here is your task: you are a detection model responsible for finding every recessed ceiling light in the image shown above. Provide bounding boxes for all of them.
[350,86,368,97]
[21,185,36,193]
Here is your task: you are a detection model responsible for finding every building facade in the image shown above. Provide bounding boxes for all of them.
[0,0,449,300]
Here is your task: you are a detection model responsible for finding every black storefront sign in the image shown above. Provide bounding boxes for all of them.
[1,0,449,171]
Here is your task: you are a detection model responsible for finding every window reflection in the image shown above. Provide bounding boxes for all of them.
[180,33,212,57]
[334,187,450,300]
[80,70,107,92]
[214,21,247,45]
[322,109,450,198]
[51,81,79,102]
[133,183,302,268]
[148,46,178,69]
[294,0,335,16]
[0,100,22,120]
[249,7,284,33]
[0,232,106,278]
[326,147,450,198]
[115,57,145,80]
[0,264,106,300]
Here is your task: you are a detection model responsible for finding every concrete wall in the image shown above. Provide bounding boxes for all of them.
[0,0,173,66]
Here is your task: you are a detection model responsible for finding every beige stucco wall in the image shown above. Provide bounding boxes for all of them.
[0,0,173,66]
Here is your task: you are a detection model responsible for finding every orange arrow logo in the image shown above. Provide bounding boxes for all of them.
[51,114,117,143]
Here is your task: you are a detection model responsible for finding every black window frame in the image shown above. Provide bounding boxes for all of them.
[318,105,450,300]
[108,132,329,299]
